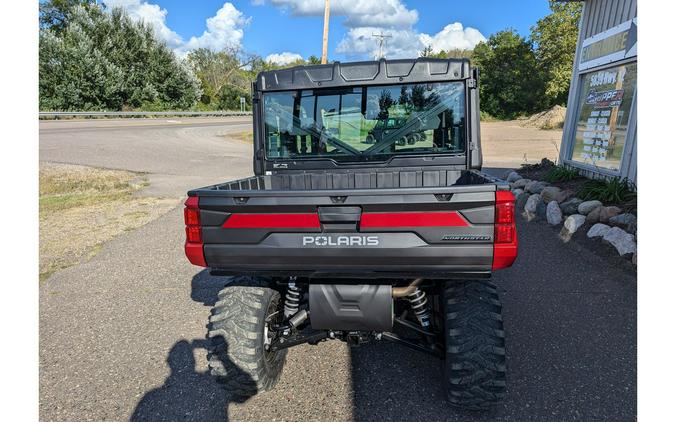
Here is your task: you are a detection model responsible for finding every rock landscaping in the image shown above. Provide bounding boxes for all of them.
[505,163,637,265]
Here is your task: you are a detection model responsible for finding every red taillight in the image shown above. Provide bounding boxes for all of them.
[184,196,206,267]
[186,226,202,243]
[184,208,200,226]
[493,190,518,270]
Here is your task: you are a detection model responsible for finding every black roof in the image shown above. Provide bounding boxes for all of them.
[256,58,471,92]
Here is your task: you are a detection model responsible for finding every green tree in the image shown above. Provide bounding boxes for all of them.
[472,30,544,119]
[531,0,583,107]
[39,0,97,32]
[307,55,322,65]
[39,4,200,111]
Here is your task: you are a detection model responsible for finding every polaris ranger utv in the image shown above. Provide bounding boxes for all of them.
[184,58,517,409]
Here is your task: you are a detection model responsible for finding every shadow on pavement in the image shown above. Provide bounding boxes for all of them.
[131,338,254,422]
[191,269,232,306]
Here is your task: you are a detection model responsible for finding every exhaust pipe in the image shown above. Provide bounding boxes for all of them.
[392,278,423,297]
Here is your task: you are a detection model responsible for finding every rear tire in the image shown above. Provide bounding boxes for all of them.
[442,280,506,410]
[207,276,287,397]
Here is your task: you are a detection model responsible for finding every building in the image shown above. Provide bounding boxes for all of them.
[558,0,637,183]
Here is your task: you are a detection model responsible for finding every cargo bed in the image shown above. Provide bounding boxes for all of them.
[187,169,509,279]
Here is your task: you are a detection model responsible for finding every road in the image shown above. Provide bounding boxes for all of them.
[39,118,635,421]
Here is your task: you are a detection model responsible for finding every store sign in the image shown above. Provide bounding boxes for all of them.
[579,18,637,71]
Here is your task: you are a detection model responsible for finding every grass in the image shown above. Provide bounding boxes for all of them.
[39,163,177,282]
[230,131,253,143]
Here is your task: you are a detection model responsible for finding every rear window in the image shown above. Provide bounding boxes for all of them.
[263,81,466,162]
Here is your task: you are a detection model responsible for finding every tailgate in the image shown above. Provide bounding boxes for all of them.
[187,185,504,278]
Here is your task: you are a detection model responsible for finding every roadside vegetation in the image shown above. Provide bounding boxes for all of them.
[39,1,581,119]
[39,163,177,281]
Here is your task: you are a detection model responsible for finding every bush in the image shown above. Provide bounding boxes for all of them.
[545,165,579,182]
[578,178,637,204]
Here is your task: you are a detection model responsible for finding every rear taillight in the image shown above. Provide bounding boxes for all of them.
[492,190,518,270]
[184,196,206,267]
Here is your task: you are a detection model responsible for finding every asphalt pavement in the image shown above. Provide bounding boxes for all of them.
[39,118,636,421]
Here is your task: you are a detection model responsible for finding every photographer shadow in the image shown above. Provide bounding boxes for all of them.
[132,271,252,421]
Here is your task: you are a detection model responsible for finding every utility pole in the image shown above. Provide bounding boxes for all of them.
[321,0,330,64]
[372,32,391,60]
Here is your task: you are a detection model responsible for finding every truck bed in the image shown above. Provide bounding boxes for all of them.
[187,169,509,279]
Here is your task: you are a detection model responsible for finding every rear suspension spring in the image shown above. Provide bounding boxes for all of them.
[407,288,432,328]
[284,280,302,318]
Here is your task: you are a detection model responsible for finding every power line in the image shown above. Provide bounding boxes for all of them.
[372,32,392,60]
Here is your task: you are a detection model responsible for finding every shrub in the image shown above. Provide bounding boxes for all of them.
[545,165,580,182]
[578,177,636,204]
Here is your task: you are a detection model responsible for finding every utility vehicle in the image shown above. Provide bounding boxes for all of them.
[184,58,517,409]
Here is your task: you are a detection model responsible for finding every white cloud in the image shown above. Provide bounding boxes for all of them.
[180,3,250,54]
[419,23,487,52]
[103,0,183,48]
[261,0,418,28]
[265,52,304,65]
[103,1,249,55]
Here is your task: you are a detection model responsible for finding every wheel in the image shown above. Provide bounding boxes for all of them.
[207,276,287,397]
[442,280,506,410]
[365,134,375,144]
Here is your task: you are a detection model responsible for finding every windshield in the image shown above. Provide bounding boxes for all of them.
[262,81,466,162]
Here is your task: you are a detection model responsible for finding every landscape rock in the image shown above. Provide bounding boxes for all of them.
[512,189,525,200]
[602,226,637,256]
[512,178,530,189]
[554,189,575,204]
[559,214,586,242]
[586,206,622,224]
[502,169,515,179]
[540,186,562,204]
[632,251,637,266]
[564,214,586,233]
[525,180,549,194]
[578,200,603,215]
[560,198,583,215]
[587,223,611,238]
[506,172,522,183]
[609,213,637,234]
[546,201,563,225]
[515,192,530,211]
[523,194,541,221]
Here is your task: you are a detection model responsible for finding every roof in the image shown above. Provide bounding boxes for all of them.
[255,58,472,92]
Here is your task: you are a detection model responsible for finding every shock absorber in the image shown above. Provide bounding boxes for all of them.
[284,279,302,318]
[407,287,432,329]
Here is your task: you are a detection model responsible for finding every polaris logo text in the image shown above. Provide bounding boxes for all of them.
[302,235,380,247]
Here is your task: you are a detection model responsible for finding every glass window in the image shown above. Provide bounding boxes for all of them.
[569,62,637,171]
[262,81,466,162]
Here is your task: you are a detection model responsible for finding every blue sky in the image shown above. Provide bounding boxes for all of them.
[102,1,553,63]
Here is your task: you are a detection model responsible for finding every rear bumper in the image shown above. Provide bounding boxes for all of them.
[204,241,493,279]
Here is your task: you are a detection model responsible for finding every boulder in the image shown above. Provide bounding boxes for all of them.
[523,194,541,221]
[586,206,622,224]
[546,201,563,225]
[602,227,637,256]
[632,251,637,266]
[578,200,603,215]
[515,192,530,211]
[540,186,562,204]
[512,189,525,200]
[559,214,586,243]
[554,189,575,204]
[564,214,586,233]
[587,223,611,238]
[512,178,530,189]
[506,172,522,183]
[560,198,583,215]
[502,169,515,179]
[525,180,549,194]
[609,213,637,234]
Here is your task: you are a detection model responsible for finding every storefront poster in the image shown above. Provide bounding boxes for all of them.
[570,62,636,171]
